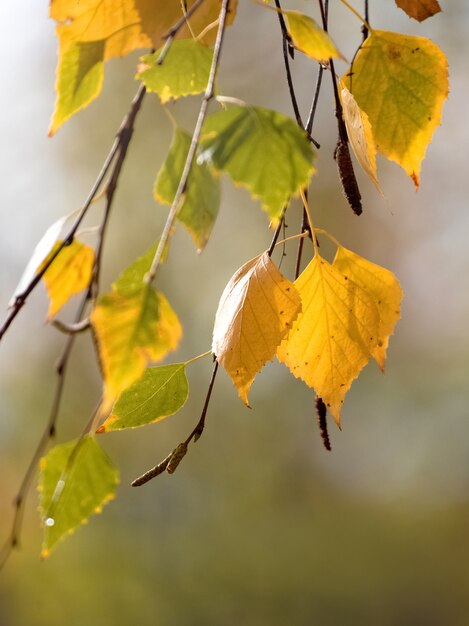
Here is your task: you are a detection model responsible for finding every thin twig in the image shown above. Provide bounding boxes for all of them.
[132,359,219,487]
[146,0,232,284]
[0,84,146,344]
[51,318,91,335]
[362,0,369,41]
[0,291,89,570]
[273,0,303,128]
[0,83,147,569]
[305,66,324,138]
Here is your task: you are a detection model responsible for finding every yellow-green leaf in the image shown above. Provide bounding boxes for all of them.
[342,30,448,187]
[50,0,238,132]
[99,363,188,432]
[155,128,220,250]
[284,11,343,63]
[340,84,382,193]
[213,252,301,405]
[38,436,119,557]
[277,254,379,425]
[199,105,315,221]
[40,239,94,319]
[113,243,158,297]
[137,40,213,103]
[49,41,105,136]
[395,0,441,22]
[333,246,403,371]
[91,287,182,408]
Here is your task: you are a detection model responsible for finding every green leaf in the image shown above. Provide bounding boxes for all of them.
[155,128,221,250]
[137,40,213,103]
[99,363,189,432]
[284,11,343,63]
[49,41,105,136]
[91,288,182,409]
[342,31,448,187]
[113,243,158,297]
[199,105,315,221]
[38,436,119,557]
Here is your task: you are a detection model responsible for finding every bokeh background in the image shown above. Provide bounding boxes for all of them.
[1,1,469,624]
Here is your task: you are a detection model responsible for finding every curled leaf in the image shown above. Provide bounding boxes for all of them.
[213,252,301,405]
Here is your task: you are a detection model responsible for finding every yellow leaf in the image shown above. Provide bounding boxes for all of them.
[342,30,448,187]
[395,0,441,22]
[277,254,379,425]
[284,11,344,63]
[49,0,238,133]
[137,0,239,49]
[213,252,301,405]
[340,84,382,193]
[91,287,181,408]
[40,239,94,319]
[333,247,403,372]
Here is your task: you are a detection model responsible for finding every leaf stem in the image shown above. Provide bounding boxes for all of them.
[338,0,372,33]
[313,227,342,248]
[274,231,310,249]
[146,0,232,284]
[184,349,213,366]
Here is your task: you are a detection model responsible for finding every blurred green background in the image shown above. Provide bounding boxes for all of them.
[1,2,469,624]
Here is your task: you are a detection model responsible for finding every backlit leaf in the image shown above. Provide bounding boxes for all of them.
[99,363,188,432]
[11,215,68,304]
[50,0,238,132]
[113,242,158,297]
[213,252,301,405]
[91,287,182,408]
[284,11,343,63]
[38,436,119,557]
[333,247,403,371]
[40,239,94,319]
[137,40,213,103]
[342,30,448,187]
[135,0,238,49]
[155,128,221,250]
[340,84,382,193]
[199,105,315,221]
[395,0,441,21]
[49,41,105,136]
[277,254,379,425]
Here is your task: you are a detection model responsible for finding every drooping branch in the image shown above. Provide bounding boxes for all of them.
[0,291,89,569]
[146,0,232,283]
[0,85,146,344]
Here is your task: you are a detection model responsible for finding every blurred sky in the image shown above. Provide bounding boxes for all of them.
[1,2,469,625]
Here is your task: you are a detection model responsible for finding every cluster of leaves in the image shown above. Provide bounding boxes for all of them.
[0,0,448,561]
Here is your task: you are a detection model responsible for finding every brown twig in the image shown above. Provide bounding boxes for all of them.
[132,359,219,487]
[0,292,89,569]
[0,84,146,344]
